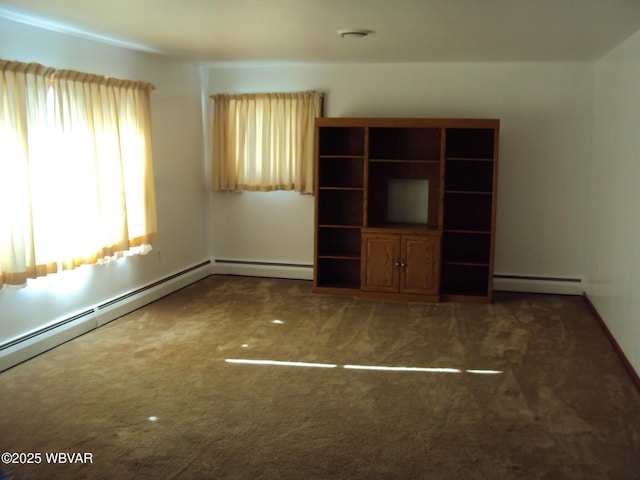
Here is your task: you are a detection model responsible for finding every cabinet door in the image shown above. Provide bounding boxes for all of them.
[361,233,399,293]
[400,235,440,295]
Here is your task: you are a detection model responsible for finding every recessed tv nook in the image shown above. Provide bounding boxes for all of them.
[387,179,429,225]
[313,117,499,303]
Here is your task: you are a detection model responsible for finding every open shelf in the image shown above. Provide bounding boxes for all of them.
[370,127,441,161]
[318,127,365,157]
[440,264,490,297]
[318,189,364,226]
[369,160,440,179]
[443,193,493,232]
[316,257,361,289]
[317,227,361,258]
[370,159,441,164]
[446,128,495,159]
[442,231,491,264]
[366,223,435,231]
[445,159,494,193]
[318,156,364,188]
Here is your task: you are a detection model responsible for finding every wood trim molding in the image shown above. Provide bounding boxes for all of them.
[582,293,640,395]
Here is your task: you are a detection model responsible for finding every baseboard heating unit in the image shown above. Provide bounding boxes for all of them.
[213,259,313,280]
[493,273,583,295]
[0,260,212,373]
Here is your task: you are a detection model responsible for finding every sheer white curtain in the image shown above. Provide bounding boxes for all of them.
[210,91,322,194]
[0,59,158,289]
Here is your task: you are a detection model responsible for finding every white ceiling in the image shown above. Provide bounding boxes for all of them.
[2,0,640,64]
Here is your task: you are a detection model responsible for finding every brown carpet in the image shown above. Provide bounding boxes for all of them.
[1,275,639,480]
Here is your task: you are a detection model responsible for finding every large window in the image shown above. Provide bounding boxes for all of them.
[0,59,158,290]
[210,91,322,194]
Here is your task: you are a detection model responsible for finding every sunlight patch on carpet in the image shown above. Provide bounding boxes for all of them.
[225,358,502,375]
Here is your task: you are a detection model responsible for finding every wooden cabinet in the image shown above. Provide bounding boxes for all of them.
[361,229,440,301]
[313,118,499,303]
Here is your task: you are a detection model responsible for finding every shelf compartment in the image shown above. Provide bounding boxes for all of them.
[369,161,440,179]
[370,159,441,164]
[318,189,364,226]
[368,162,441,229]
[318,156,364,188]
[369,127,441,161]
[445,128,495,159]
[445,159,494,193]
[443,193,492,232]
[317,227,362,258]
[440,264,490,297]
[366,223,436,232]
[442,231,491,264]
[318,127,365,156]
[316,257,361,289]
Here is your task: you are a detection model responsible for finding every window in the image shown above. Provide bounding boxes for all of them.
[210,91,322,194]
[0,59,158,289]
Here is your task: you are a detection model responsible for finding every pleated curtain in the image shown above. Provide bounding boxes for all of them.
[0,59,158,289]
[210,91,322,194]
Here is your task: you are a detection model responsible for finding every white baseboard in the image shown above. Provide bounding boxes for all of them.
[210,262,581,295]
[94,261,213,327]
[0,311,97,374]
[212,259,314,281]
[0,261,212,373]
[493,274,583,295]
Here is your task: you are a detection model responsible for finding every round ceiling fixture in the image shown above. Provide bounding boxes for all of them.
[337,29,371,39]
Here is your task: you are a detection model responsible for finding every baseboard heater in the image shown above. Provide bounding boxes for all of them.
[493,273,583,295]
[0,260,211,370]
[213,259,313,280]
[211,263,581,294]
[494,274,581,283]
[0,308,95,352]
[97,260,211,310]
[215,259,313,268]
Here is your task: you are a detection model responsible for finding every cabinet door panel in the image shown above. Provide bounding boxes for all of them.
[361,234,399,292]
[401,235,440,295]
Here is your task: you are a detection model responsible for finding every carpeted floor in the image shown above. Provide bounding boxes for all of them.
[1,275,639,479]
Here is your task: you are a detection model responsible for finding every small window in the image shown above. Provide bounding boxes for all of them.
[210,91,323,194]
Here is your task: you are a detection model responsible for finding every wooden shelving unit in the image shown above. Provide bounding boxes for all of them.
[441,127,498,302]
[314,125,366,295]
[313,118,499,303]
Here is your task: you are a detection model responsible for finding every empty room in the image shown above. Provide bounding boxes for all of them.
[1,1,640,478]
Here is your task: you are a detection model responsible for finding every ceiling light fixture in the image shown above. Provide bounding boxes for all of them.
[337,29,371,39]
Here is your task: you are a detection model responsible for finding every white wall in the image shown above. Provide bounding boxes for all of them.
[0,18,208,348]
[586,28,640,374]
[205,62,594,287]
